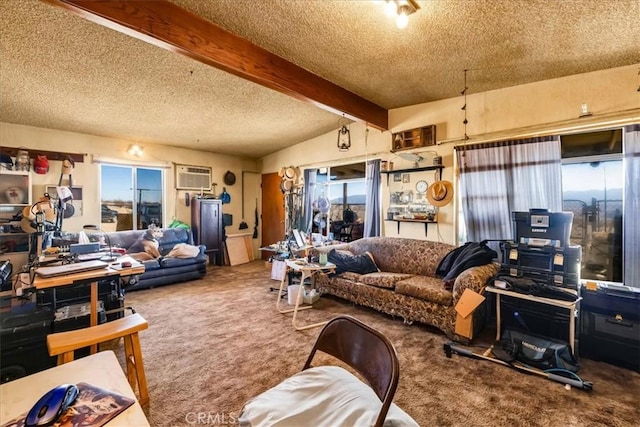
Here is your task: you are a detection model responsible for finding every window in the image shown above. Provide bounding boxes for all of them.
[312,162,366,241]
[100,165,164,231]
[561,130,623,282]
[455,129,626,283]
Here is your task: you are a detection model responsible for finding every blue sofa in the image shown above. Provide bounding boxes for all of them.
[105,227,207,291]
[51,228,207,291]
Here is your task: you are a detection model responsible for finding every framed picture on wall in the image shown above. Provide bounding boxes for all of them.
[402,174,410,183]
[393,173,402,182]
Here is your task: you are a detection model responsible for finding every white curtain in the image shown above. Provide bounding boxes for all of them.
[456,136,562,251]
[623,124,640,287]
[303,169,318,234]
[364,159,381,237]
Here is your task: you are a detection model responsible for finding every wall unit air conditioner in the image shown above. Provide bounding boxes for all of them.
[176,165,212,191]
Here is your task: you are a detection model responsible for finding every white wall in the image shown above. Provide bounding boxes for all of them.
[0,123,261,252]
[262,64,640,245]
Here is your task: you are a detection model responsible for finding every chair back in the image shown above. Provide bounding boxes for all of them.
[303,316,399,427]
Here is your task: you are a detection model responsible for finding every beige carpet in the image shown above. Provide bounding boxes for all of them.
[114,261,640,426]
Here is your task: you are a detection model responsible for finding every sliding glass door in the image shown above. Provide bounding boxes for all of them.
[100,165,163,231]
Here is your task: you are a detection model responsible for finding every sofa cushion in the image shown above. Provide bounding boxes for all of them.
[359,272,415,290]
[337,271,364,282]
[239,366,419,427]
[395,276,453,306]
[328,249,379,275]
[160,253,207,268]
[346,237,454,276]
[140,258,161,271]
[157,228,194,252]
[165,243,201,258]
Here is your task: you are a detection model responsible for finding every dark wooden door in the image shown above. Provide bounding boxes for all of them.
[261,172,284,260]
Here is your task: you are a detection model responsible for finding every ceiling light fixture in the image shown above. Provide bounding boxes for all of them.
[382,0,420,29]
[337,116,351,152]
[127,144,144,157]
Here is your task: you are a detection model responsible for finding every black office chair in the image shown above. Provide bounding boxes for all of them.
[239,316,417,427]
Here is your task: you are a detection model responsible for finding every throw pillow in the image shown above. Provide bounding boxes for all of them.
[165,243,200,258]
[328,249,379,275]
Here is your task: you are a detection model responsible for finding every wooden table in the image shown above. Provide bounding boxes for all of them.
[33,257,144,353]
[276,259,335,331]
[0,350,150,426]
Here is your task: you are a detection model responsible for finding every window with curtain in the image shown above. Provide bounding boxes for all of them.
[325,164,366,241]
[457,129,635,285]
[561,129,624,282]
[305,162,375,241]
[456,136,562,253]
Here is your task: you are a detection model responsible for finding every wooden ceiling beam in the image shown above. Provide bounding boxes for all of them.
[42,0,388,130]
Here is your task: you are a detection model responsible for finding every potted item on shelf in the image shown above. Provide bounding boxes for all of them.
[389,190,414,205]
[386,207,403,220]
[409,204,428,220]
[15,149,30,171]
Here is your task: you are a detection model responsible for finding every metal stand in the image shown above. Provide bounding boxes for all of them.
[276,259,335,331]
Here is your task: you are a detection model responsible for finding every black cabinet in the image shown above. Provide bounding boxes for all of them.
[191,198,223,265]
[579,283,640,371]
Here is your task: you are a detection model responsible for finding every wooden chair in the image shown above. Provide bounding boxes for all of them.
[240,316,416,427]
[46,313,149,406]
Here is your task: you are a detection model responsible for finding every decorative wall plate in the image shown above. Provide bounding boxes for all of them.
[223,170,236,185]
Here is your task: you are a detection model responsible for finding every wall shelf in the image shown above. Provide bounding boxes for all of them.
[385,218,437,236]
[0,170,32,257]
[391,125,436,152]
[0,147,84,163]
[381,165,443,185]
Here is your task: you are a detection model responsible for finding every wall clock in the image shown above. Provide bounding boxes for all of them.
[416,180,428,193]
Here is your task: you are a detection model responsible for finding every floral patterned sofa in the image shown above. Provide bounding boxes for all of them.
[315,237,499,341]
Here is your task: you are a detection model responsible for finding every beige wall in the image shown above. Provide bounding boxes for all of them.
[262,64,640,245]
[0,123,261,248]
[2,65,638,251]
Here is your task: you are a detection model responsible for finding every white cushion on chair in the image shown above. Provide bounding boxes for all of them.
[239,366,418,427]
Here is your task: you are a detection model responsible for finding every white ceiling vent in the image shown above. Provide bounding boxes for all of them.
[176,165,212,191]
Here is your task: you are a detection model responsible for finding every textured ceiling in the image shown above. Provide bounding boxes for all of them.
[1,0,639,159]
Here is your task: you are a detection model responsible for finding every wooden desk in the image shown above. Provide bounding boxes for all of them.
[33,257,144,353]
[276,259,335,331]
[0,350,150,426]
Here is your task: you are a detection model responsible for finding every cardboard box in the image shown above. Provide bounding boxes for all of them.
[454,288,486,339]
